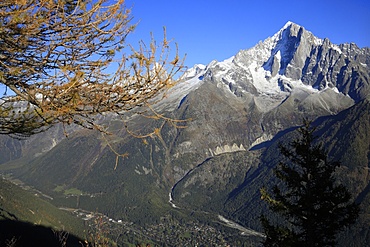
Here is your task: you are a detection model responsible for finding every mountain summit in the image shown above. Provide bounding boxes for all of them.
[183,21,370,102]
[262,21,324,79]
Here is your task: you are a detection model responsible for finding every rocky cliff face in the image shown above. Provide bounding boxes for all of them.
[185,22,370,101]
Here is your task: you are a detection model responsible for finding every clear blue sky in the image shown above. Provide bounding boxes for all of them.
[1,1,369,96]
[124,0,370,68]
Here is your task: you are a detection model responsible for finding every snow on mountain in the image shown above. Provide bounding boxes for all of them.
[154,63,207,111]
[183,64,206,79]
[196,22,368,100]
[162,21,369,110]
[177,22,312,98]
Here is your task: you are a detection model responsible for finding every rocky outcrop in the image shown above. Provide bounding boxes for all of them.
[210,143,246,156]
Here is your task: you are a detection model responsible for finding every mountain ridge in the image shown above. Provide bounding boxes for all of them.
[180,21,369,102]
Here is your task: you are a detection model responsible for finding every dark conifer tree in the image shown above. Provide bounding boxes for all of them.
[260,120,360,247]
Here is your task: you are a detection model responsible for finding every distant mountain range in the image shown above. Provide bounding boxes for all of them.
[0,21,369,246]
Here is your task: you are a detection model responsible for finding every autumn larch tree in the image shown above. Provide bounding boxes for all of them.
[0,0,184,138]
[260,120,360,247]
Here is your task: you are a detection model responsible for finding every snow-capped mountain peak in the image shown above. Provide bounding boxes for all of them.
[177,21,369,109]
[183,64,206,79]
